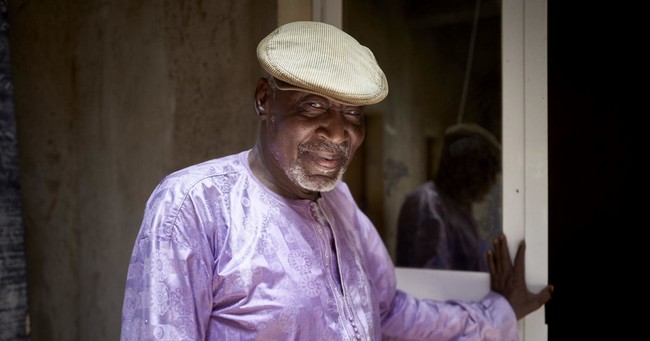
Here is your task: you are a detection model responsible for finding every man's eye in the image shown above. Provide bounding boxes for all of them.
[345,111,364,125]
[308,102,324,109]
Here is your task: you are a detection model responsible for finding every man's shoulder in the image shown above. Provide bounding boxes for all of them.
[155,150,250,193]
[406,181,436,197]
[171,151,247,177]
[138,151,251,240]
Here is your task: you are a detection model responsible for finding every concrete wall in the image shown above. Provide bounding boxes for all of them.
[8,1,275,339]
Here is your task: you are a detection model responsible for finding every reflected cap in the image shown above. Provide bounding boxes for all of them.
[257,21,388,106]
[444,123,502,163]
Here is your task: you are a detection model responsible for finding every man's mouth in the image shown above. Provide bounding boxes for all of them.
[310,151,343,171]
[299,142,349,173]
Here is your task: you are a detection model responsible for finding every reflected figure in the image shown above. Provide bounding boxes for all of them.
[396,123,501,271]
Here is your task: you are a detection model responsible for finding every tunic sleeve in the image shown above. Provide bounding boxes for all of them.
[121,182,215,340]
[381,290,518,341]
[363,201,518,340]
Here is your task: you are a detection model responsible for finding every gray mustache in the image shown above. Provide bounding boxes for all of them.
[299,142,350,158]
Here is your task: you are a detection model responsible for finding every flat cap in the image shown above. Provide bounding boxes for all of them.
[257,21,388,106]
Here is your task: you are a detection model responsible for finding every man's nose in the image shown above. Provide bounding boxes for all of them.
[318,110,348,143]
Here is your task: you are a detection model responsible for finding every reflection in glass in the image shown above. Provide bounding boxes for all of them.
[395,123,501,271]
[342,0,502,270]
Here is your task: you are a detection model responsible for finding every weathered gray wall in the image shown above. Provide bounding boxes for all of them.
[8,1,275,339]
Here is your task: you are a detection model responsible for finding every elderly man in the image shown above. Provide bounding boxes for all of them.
[121,21,552,340]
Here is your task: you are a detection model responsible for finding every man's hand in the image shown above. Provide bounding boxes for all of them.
[487,234,553,319]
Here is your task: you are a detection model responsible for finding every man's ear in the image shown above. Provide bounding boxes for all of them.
[255,78,272,119]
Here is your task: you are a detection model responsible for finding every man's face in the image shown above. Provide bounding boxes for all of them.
[260,79,365,194]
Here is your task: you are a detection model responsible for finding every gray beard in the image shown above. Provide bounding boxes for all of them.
[284,141,350,193]
[287,161,346,193]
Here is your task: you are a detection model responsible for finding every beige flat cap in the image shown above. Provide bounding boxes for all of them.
[257,21,388,106]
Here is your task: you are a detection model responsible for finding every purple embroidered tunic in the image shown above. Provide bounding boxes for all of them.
[121,150,518,340]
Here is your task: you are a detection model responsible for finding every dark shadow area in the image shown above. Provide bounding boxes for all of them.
[548,2,632,339]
